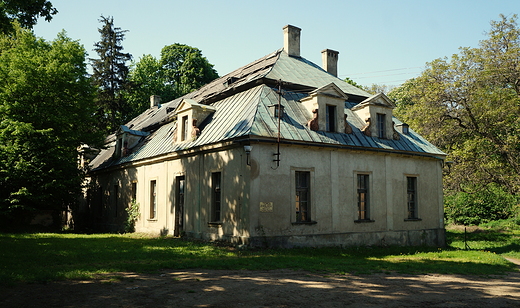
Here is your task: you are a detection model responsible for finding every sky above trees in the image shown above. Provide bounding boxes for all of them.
[33,0,519,88]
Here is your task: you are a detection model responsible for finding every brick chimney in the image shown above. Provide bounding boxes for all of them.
[321,49,339,77]
[150,95,161,108]
[283,25,301,57]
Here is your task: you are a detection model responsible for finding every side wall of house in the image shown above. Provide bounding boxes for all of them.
[247,143,445,247]
[87,146,251,241]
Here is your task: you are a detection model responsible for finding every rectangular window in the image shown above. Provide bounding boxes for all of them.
[174,176,185,236]
[326,105,336,132]
[114,184,119,217]
[181,115,189,141]
[211,172,221,222]
[357,174,369,220]
[407,177,418,219]
[150,180,157,219]
[377,113,386,138]
[131,182,137,202]
[295,171,311,222]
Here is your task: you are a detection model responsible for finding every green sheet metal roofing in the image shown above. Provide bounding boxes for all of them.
[89,49,445,171]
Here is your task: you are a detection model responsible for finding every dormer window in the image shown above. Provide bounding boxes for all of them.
[326,105,336,132]
[396,123,409,135]
[173,99,216,144]
[376,113,386,138]
[114,125,149,158]
[351,93,397,140]
[181,115,189,141]
[300,83,349,133]
[268,104,285,118]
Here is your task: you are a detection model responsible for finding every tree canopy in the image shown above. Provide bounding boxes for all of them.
[125,43,218,117]
[0,0,57,33]
[90,15,132,132]
[389,14,520,222]
[0,23,103,228]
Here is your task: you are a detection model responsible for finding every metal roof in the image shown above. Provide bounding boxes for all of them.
[89,49,445,172]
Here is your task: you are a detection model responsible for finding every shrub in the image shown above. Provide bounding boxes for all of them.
[124,200,140,233]
[445,183,518,225]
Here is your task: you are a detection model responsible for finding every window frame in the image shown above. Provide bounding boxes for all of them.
[355,172,374,223]
[295,171,311,222]
[405,175,421,221]
[131,181,137,202]
[291,167,316,225]
[149,179,157,220]
[211,172,222,223]
[326,105,336,132]
[376,113,386,139]
[113,183,119,217]
[181,115,189,141]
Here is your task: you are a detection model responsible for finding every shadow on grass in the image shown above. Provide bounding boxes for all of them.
[1,233,518,286]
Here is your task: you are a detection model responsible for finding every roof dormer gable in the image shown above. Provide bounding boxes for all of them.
[174,99,216,143]
[352,92,396,110]
[308,82,349,100]
[114,125,149,158]
[300,83,349,133]
[351,93,396,139]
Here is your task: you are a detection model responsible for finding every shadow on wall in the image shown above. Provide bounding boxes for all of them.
[78,167,138,233]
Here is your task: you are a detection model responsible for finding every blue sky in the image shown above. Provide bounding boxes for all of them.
[33,0,519,87]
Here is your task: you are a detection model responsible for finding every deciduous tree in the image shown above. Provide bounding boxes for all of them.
[160,43,218,97]
[124,44,218,117]
[0,0,57,33]
[0,24,104,229]
[124,54,175,119]
[389,14,520,202]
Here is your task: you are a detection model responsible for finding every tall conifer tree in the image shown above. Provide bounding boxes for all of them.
[90,16,132,132]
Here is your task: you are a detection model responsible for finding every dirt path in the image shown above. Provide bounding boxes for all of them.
[2,269,520,307]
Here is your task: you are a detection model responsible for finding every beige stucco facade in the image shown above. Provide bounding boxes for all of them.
[88,140,445,247]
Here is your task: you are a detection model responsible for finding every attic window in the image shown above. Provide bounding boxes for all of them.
[326,105,336,132]
[269,104,285,118]
[396,123,409,135]
[225,77,239,86]
[377,113,386,138]
[181,115,189,141]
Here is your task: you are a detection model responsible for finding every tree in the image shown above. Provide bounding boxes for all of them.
[344,77,363,89]
[363,83,394,95]
[124,44,218,117]
[90,15,132,132]
[124,54,175,119]
[0,0,57,33]
[389,14,520,200]
[160,43,218,97]
[0,24,104,229]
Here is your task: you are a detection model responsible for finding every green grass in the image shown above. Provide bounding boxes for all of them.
[1,228,519,286]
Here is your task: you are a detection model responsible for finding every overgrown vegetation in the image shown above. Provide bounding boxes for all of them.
[124,200,140,233]
[389,15,520,223]
[445,183,519,225]
[1,225,519,286]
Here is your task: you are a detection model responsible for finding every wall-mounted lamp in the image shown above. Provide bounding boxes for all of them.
[244,145,252,166]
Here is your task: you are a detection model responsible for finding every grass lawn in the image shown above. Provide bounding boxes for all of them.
[1,228,519,286]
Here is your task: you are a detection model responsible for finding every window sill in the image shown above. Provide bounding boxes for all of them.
[404,218,422,221]
[208,222,222,227]
[147,219,158,222]
[354,219,375,223]
[291,221,317,225]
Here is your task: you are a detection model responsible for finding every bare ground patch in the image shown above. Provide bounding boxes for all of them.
[2,269,520,307]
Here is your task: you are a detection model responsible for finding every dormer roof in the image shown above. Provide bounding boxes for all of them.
[351,92,396,111]
[174,99,217,114]
[306,82,349,100]
[117,125,149,137]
